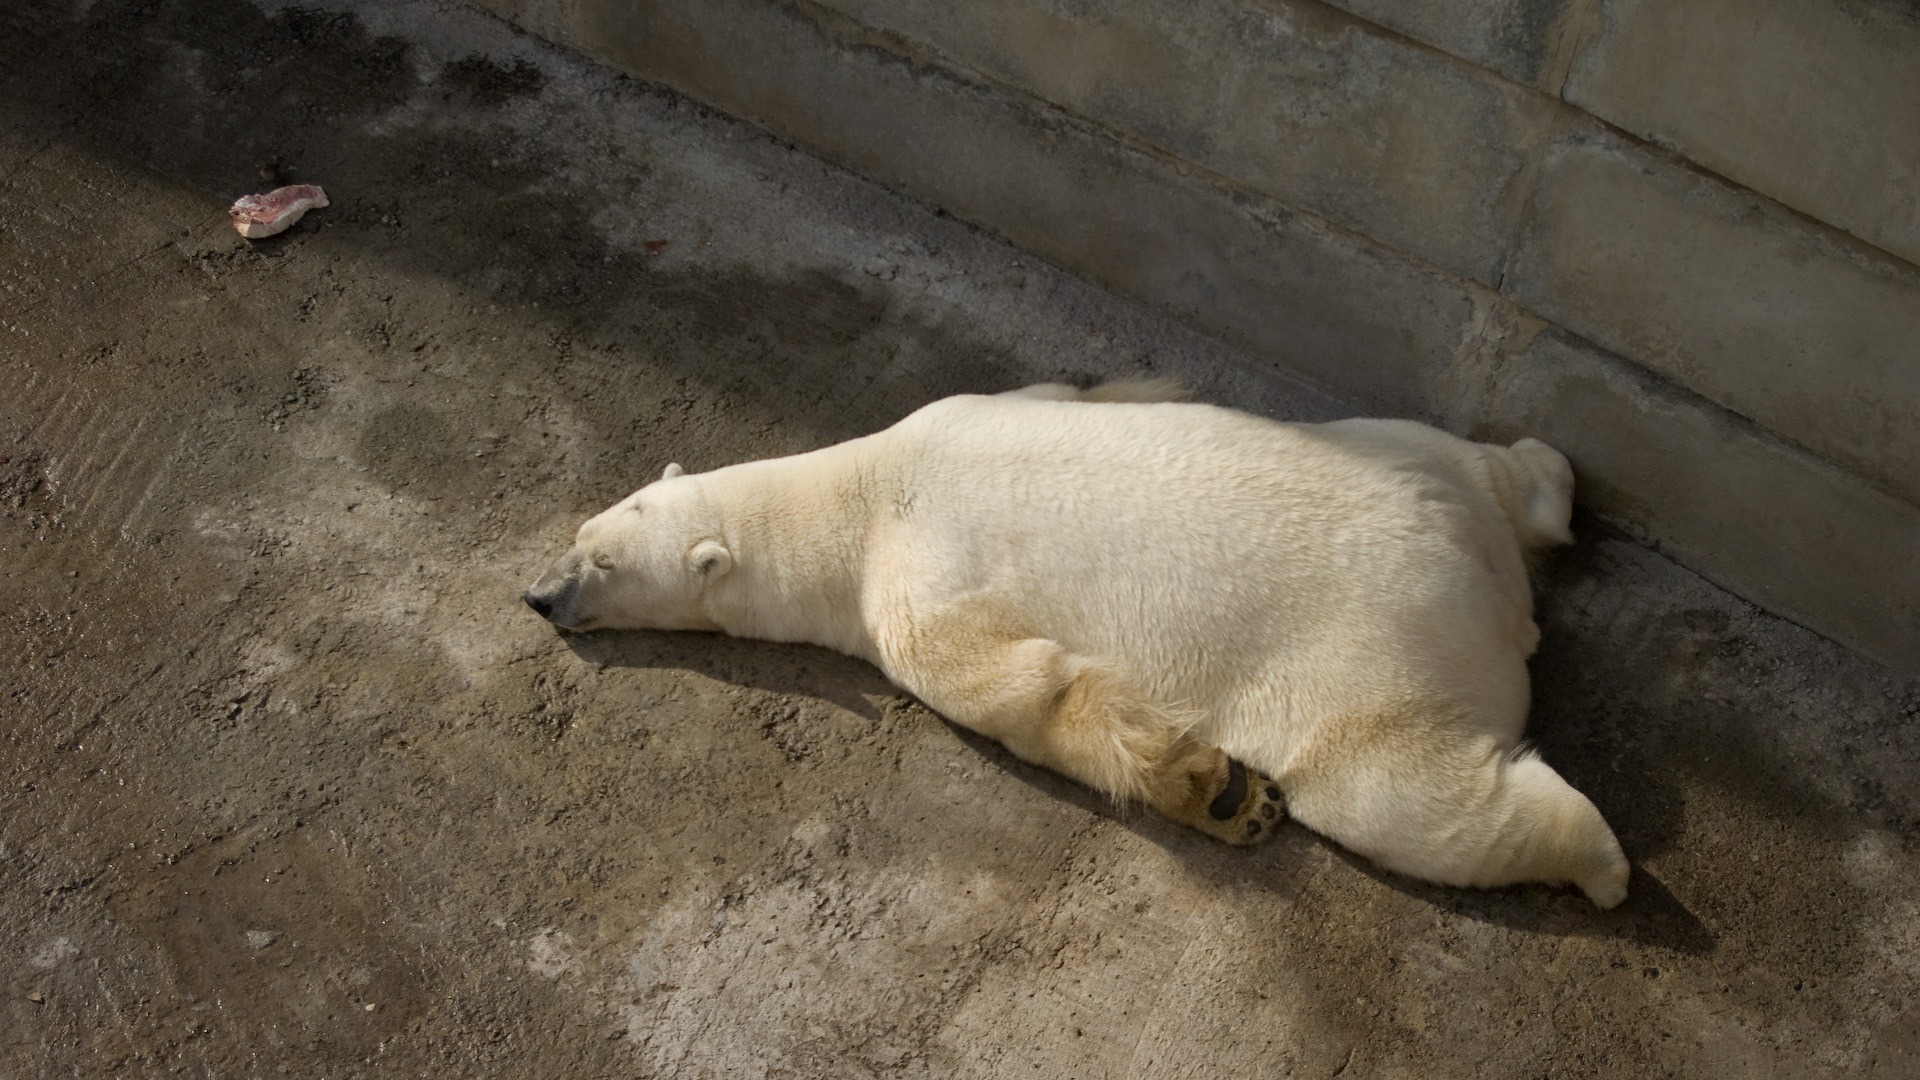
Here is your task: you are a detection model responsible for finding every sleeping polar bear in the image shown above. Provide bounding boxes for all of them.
[525,380,1630,908]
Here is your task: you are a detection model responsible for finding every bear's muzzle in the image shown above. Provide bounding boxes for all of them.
[523,565,583,629]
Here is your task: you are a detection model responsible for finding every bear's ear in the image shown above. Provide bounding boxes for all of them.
[689,540,732,577]
[661,462,685,480]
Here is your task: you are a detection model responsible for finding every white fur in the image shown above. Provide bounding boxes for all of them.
[527,383,1630,907]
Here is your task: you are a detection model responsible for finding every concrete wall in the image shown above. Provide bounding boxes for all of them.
[469,0,1920,672]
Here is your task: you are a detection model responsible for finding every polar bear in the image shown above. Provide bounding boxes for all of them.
[525,380,1630,908]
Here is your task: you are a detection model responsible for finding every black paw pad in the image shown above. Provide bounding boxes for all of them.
[1245,819,1262,837]
[1209,759,1250,821]
[1265,785,1281,801]
[1260,803,1278,820]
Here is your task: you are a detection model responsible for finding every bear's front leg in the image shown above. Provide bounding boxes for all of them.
[875,603,1285,844]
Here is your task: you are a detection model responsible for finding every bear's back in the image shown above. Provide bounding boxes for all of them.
[868,395,1534,741]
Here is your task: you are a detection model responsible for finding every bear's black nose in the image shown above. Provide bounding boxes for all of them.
[524,592,554,619]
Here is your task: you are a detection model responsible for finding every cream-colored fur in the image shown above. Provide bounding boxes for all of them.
[525,381,1630,907]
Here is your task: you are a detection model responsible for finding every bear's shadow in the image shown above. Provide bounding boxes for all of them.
[946,724,1713,956]
[563,626,891,722]
[557,626,1714,956]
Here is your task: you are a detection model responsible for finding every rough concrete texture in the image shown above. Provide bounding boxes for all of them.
[1321,0,1596,90]
[4,2,1920,1078]
[1564,0,1920,268]
[804,0,1559,286]
[1505,130,1920,509]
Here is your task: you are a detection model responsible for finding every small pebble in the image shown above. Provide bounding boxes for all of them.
[27,991,44,1004]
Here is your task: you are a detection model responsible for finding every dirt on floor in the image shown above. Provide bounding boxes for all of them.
[2,1,1916,1077]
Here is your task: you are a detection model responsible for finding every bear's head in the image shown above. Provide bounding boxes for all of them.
[523,462,733,632]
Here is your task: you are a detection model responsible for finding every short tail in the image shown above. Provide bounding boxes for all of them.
[1501,437,1576,550]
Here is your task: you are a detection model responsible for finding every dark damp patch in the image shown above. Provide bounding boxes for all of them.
[439,53,547,107]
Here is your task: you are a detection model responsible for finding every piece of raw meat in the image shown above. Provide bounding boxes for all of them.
[228,184,329,239]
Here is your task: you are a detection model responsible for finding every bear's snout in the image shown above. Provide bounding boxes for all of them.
[523,590,555,619]
[523,568,580,628]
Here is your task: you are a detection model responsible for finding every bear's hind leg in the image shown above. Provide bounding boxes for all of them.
[878,608,1283,844]
[1285,726,1629,907]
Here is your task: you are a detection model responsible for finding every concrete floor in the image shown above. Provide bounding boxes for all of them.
[2,1,1916,1076]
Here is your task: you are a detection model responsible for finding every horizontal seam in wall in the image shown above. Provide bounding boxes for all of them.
[1567,110,1920,280]
[773,0,1499,286]
[1283,0,1920,277]
[781,0,1920,286]
[1546,325,1920,518]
